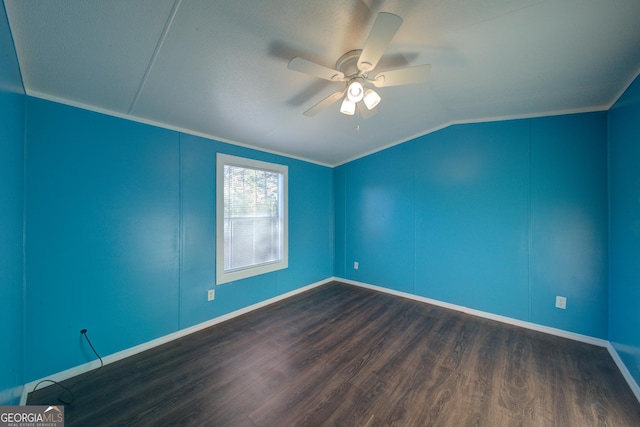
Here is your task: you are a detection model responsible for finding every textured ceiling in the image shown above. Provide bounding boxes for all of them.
[5,0,640,166]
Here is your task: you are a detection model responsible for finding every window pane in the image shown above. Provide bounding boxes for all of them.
[223,164,282,273]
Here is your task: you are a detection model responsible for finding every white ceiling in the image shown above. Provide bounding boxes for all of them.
[5,0,640,166]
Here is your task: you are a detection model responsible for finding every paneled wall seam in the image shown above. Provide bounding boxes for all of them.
[606,113,612,339]
[527,119,533,322]
[343,167,347,276]
[20,94,28,393]
[604,116,610,337]
[178,133,183,330]
[412,141,417,295]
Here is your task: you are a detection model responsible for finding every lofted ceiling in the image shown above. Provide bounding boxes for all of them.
[4,0,640,166]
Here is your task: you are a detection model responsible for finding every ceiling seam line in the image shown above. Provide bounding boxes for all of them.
[127,0,183,115]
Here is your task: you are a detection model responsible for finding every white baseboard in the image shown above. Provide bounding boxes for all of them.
[340,278,608,347]
[340,278,640,404]
[606,342,640,403]
[20,277,332,405]
[20,277,640,406]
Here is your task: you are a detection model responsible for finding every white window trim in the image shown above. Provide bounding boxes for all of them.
[216,153,288,284]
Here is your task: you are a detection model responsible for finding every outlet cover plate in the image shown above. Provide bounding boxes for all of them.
[555,296,567,309]
[208,289,215,301]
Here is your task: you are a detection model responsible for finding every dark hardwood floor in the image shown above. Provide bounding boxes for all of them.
[28,282,640,426]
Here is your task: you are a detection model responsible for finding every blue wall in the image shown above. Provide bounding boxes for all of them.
[23,98,334,382]
[530,115,608,337]
[414,121,531,320]
[179,134,334,327]
[609,75,640,387]
[335,112,609,338]
[0,3,25,405]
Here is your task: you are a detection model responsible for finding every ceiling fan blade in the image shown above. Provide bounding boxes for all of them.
[371,64,431,87]
[357,101,378,120]
[303,91,346,117]
[288,57,345,82]
[357,12,403,72]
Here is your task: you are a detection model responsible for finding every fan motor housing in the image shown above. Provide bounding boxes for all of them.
[336,50,365,78]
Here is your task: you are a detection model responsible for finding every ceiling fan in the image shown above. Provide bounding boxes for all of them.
[288,12,431,118]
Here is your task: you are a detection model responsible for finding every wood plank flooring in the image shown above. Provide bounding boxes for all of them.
[27,282,640,426]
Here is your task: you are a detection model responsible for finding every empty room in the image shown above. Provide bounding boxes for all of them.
[2,1,640,426]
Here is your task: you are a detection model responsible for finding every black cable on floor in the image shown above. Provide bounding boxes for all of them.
[26,329,104,405]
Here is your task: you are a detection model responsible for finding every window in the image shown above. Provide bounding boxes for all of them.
[216,154,288,284]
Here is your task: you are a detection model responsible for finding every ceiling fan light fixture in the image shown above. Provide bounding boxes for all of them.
[363,88,381,110]
[340,98,356,115]
[347,80,364,102]
[288,12,431,118]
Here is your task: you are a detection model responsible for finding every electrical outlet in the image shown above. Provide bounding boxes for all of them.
[354,261,359,270]
[208,289,215,301]
[555,296,567,309]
